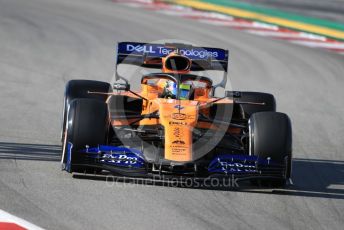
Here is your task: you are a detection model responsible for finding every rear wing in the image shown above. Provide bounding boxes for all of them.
[116,42,229,72]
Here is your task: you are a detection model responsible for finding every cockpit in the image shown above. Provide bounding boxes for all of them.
[140,73,213,101]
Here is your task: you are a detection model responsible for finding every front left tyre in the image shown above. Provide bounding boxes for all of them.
[248,111,292,187]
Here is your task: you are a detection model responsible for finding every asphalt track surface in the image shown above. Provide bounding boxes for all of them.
[0,0,343,229]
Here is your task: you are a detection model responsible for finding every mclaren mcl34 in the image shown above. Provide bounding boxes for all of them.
[61,42,292,187]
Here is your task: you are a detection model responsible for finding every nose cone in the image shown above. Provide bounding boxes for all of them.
[158,99,199,162]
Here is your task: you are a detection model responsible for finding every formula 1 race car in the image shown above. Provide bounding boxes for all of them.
[60,42,292,187]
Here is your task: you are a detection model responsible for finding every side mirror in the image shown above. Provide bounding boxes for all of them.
[113,82,130,91]
[212,86,225,97]
[225,91,241,98]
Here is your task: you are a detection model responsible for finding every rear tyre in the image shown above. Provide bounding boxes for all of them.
[61,80,112,142]
[248,112,292,187]
[62,98,109,173]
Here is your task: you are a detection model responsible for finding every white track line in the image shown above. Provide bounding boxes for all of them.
[247,30,327,41]
[291,40,344,50]
[160,10,233,20]
[0,209,45,230]
[199,19,279,31]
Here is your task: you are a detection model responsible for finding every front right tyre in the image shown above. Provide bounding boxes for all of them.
[61,80,112,143]
[61,98,109,173]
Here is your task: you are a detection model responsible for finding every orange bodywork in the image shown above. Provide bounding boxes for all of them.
[108,54,234,162]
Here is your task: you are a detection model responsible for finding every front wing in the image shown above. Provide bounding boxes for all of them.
[65,144,288,182]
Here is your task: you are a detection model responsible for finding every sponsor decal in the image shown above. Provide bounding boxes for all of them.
[170,146,188,155]
[172,140,186,145]
[102,153,141,165]
[208,155,260,173]
[118,42,227,60]
[171,113,187,120]
[219,162,256,168]
[81,146,145,168]
[177,48,219,59]
[125,44,219,59]
[126,44,157,54]
[223,168,257,173]
[219,162,257,172]
[163,113,194,120]
[169,121,187,126]
[174,105,184,110]
[173,127,181,138]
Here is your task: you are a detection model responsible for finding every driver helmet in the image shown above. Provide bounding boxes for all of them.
[164,81,191,100]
